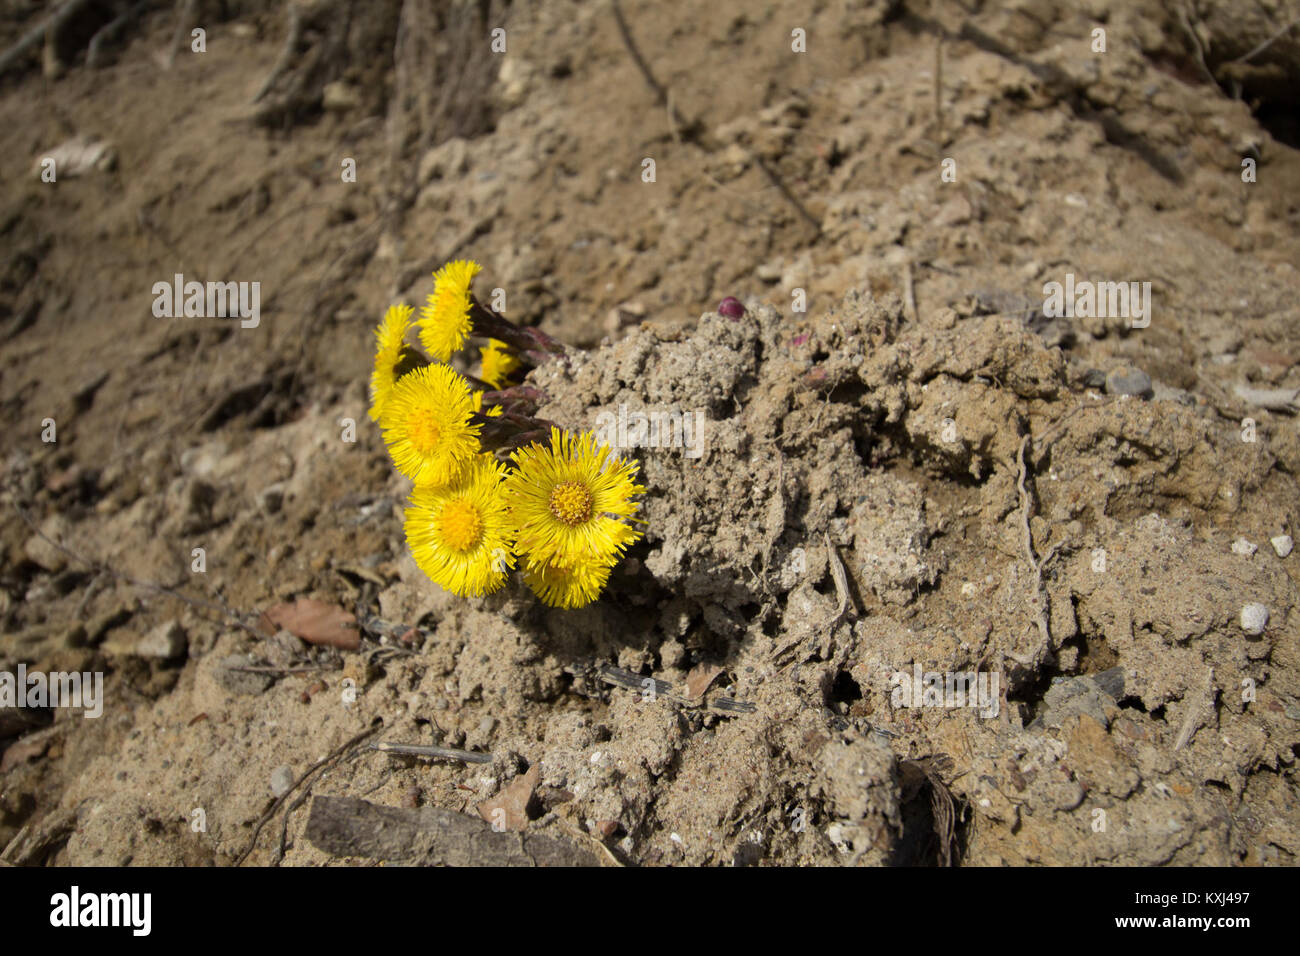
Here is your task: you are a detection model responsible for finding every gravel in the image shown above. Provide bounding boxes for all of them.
[1105,365,1154,398]
[1240,603,1270,636]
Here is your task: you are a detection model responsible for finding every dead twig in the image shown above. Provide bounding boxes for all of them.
[1176,2,1219,88]
[597,664,756,715]
[1173,666,1216,752]
[933,37,944,142]
[611,0,818,236]
[371,741,493,764]
[0,0,90,75]
[0,808,78,865]
[273,722,382,862]
[1222,17,1300,66]
[251,2,304,103]
[610,0,686,129]
[87,0,153,69]
[1013,434,1063,664]
[903,260,918,324]
[823,531,854,625]
[237,722,382,866]
[165,0,198,69]
[752,153,822,237]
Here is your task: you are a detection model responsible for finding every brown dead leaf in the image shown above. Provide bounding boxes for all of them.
[685,663,725,700]
[260,598,360,650]
[476,765,540,832]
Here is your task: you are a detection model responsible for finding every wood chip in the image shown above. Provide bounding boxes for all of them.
[824,531,853,621]
[476,765,541,832]
[305,795,603,866]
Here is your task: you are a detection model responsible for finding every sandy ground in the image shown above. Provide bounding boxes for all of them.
[2,0,1299,866]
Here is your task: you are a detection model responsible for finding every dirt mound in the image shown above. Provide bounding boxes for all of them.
[2,0,1299,866]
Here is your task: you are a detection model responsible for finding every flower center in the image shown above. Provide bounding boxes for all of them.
[406,406,443,455]
[439,498,484,552]
[548,481,593,527]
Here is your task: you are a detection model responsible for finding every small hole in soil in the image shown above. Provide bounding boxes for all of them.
[828,670,863,706]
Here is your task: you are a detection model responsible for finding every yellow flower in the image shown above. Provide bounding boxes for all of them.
[380,364,481,486]
[504,427,645,567]
[521,553,615,609]
[480,339,521,390]
[405,455,515,597]
[419,260,481,362]
[368,303,417,421]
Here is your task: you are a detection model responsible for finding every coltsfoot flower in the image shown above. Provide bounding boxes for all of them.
[521,553,614,609]
[405,454,516,597]
[372,269,645,610]
[480,338,522,390]
[380,363,481,486]
[505,427,645,568]
[418,259,564,364]
[418,259,481,362]
[368,303,420,421]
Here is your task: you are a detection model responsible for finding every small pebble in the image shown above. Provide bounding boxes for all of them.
[1105,365,1154,399]
[270,765,295,797]
[135,621,188,660]
[1240,603,1269,636]
[1231,537,1258,556]
[1270,535,1293,558]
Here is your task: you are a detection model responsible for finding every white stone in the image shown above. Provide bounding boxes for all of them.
[1240,603,1269,636]
[136,621,187,660]
[1270,535,1293,558]
[270,765,294,798]
[1231,537,1257,556]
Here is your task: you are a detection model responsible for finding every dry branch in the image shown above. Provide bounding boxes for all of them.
[0,0,91,75]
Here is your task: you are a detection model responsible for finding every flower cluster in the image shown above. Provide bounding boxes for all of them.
[369,261,645,608]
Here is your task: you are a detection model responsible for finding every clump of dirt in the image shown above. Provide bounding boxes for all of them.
[2,0,1300,866]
